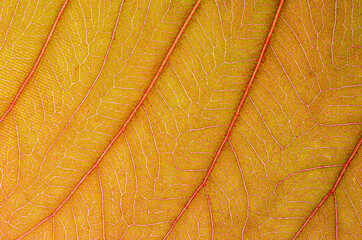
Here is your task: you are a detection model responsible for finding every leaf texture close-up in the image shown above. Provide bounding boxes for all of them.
[0,0,361,239]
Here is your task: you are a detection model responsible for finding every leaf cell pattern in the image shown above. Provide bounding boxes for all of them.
[0,0,361,239]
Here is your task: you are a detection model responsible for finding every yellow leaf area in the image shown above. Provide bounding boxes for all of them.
[0,0,361,239]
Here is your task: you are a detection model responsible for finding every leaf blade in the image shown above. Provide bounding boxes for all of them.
[0,0,360,239]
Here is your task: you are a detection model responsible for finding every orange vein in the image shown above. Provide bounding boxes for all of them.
[17,0,202,238]
[97,167,106,240]
[292,136,362,240]
[0,0,69,124]
[35,0,126,182]
[162,0,285,238]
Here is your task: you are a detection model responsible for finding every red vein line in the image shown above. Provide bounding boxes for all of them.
[229,139,249,239]
[0,112,22,209]
[292,136,362,240]
[334,191,338,240]
[0,0,69,124]
[16,0,201,238]
[36,0,126,183]
[162,0,285,238]
[97,167,106,240]
[204,186,214,240]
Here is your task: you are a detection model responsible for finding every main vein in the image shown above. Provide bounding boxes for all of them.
[292,136,362,240]
[17,0,202,238]
[162,0,285,238]
[0,0,69,124]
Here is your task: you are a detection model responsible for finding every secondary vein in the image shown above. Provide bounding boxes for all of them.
[17,0,203,238]
[162,0,286,238]
[0,0,69,124]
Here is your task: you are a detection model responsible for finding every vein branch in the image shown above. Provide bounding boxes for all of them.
[0,0,69,124]
[292,136,362,240]
[16,0,202,238]
[162,0,285,238]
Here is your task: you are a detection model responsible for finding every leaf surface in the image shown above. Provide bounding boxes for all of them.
[0,0,361,239]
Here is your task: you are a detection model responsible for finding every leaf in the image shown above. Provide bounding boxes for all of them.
[0,0,361,239]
